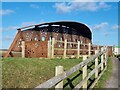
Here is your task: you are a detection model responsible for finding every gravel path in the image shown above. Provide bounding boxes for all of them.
[105,57,119,88]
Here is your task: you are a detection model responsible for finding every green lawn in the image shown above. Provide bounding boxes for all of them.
[2,57,82,88]
[2,57,112,89]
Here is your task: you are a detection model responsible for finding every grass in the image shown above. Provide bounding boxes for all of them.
[2,57,82,88]
[94,57,113,88]
[2,57,113,89]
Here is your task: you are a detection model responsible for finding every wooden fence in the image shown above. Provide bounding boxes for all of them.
[35,46,108,89]
[48,38,101,59]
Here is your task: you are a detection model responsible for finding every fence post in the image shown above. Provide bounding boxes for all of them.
[77,41,80,58]
[63,39,67,59]
[101,47,104,71]
[105,46,108,66]
[95,50,98,78]
[97,45,99,51]
[88,43,91,57]
[48,41,51,58]
[55,66,63,89]
[51,38,55,58]
[83,55,87,89]
[21,41,25,58]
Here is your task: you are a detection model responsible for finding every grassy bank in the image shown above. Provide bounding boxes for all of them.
[2,57,112,89]
[2,58,82,88]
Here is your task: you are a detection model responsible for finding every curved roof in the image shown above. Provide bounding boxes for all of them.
[18,21,92,40]
[41,21,92,40]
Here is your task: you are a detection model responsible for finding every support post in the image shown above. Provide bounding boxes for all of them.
[4,30,22,57]
[83,55,87,89]
[77,41,80,58]
[51,38,55,58]
[21,41,25,58]
[95,50,98,78]
[48,41,51,58]
[101,47,104,71]
[112,45,114,57]
[97,45,99,51]
[88,43,91,57]
[55,66,63,89]
[63,39,67,59]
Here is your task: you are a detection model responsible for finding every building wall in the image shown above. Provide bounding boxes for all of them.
[12,26,91,52]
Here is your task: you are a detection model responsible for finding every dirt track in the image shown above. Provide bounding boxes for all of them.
[105,57,119,88]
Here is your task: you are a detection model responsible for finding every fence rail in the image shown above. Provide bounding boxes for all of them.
[35,46,108,89]
[48,38,101,59]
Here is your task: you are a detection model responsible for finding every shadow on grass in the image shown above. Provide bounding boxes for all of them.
[63,70,82,89]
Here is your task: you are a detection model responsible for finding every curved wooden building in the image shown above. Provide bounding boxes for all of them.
[5,21,92,58]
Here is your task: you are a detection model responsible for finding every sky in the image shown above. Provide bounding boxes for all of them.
[1,2,119,49]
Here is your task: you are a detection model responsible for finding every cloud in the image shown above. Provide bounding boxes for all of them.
[54,1,110,13]
[2,20,45,32]
[92,22,108,30]
[0,9,14,15]
[98,2,110,9]
[2,23,32,31]
[39,19,45,23]
[2,22,37,31]
[21,21,37,27]
[112,25,120,30]
[0,27,2,32]
[3,35,14,41]
[54,3,72,13]
[21,20,46,27]
[3,26,19,31]
[30,4,40,9]
[103,33,110,36]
